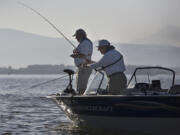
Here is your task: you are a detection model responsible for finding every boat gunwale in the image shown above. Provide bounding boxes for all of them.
[54,94,180,99]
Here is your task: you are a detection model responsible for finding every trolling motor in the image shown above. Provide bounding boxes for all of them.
[63,69,75,94]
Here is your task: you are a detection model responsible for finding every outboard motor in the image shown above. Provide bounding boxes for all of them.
[63,69,75,94]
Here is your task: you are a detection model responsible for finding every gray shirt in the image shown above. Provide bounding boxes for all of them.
[90,49,126,76]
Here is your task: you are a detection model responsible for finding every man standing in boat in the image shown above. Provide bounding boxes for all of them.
[70,29,93,94]
[89,39,127,95]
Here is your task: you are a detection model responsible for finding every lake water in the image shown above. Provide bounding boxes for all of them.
[0,74,180,135]
[0,75,81,135]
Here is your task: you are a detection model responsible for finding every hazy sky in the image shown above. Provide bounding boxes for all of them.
[0,0,180,68]
[1,0,180,43]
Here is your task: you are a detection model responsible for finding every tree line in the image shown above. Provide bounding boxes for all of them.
[0,64,179,75]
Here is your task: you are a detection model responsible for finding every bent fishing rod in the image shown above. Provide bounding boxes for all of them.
[18,2,76,49]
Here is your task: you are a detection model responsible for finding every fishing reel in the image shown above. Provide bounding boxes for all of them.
[63,69,75,94]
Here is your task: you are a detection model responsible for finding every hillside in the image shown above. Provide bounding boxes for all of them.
[0,28,180,68]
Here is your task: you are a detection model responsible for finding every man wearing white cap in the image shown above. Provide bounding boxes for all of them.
[89,39,127,95]
[70,29,93,94]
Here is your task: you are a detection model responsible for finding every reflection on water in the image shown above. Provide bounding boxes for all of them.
[0,74,180,135]
[48,123,152,135]
[48,122,89,135]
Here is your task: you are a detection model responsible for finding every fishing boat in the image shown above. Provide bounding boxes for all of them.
[48,67,180,135]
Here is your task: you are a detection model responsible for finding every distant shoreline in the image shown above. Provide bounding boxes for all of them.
[0,64,180,75]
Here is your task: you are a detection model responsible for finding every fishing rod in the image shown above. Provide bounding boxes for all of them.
[18,2,76,49]
[18,2,92,64]
[23,74,69,90]
[23,69,77,90]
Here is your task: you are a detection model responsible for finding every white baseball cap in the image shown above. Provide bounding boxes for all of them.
[97,39,110,48]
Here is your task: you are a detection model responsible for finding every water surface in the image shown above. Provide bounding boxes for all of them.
[0,74,180,135]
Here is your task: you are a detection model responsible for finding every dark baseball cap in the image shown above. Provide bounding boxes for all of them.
[73,29,86,37]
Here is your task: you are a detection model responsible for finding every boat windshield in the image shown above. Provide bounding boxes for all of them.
[84,71,108,95]
[128,67,175,90]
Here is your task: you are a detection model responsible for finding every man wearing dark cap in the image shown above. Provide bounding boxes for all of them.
[89,39,127,95]
[70,29,93,94]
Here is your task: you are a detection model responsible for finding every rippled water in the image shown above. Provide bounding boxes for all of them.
[0,74,180,135]
[0,75,86,135]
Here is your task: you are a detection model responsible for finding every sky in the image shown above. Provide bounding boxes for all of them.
[0,0,180,68]
[1,0,180,43]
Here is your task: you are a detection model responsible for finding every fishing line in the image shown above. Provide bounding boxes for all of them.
[18,2,76,48]
[23,74,69,90]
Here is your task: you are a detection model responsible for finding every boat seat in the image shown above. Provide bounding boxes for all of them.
[169,85,180,94]
[149,80,161,91]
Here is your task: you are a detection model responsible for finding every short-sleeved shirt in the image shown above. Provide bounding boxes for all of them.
[74,39,93,67]
[90,49,126,76]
